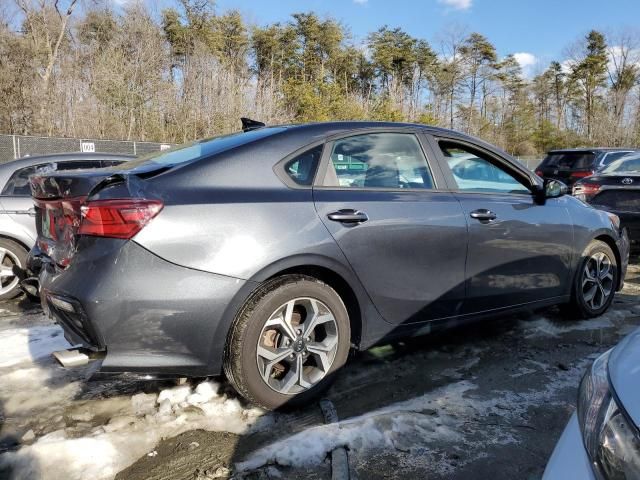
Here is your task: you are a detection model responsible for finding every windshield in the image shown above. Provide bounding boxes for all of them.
[603,154,640,174]
[120,127,288,170]
[542,151,595,170]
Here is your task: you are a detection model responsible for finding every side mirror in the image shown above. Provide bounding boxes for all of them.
[544,178,568,199]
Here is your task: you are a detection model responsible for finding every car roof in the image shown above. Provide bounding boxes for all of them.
[546,148,637,154]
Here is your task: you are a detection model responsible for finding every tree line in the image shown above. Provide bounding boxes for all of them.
[1,0,639,156]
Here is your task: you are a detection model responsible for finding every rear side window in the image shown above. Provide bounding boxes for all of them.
[322,133,434,189]
[284,145,323,186]
[542,152,595,170]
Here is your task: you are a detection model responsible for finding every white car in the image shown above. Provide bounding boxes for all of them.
[543,327,640,479]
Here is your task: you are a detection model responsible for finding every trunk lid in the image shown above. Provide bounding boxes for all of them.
[31,164,166,266]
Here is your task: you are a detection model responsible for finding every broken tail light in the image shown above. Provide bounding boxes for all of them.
[79,199,163,239]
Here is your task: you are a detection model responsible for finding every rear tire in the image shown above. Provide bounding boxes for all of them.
[224,275,351,410]
[0,238,27,301]
[562,240,618,319]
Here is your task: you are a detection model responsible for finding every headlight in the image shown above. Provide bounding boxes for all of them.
[606,212,621,230]
[578,350,640,479]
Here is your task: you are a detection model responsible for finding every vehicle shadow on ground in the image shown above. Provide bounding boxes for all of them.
[115,308,546,480]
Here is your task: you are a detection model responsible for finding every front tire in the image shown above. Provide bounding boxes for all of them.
[0,238,27,301]
[224,275,351,410]
[564,240,618,319]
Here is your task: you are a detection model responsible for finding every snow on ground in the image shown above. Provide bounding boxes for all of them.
[0,314,271,480]
[520,305,633,338]
[0,325,71,368]
[0,376,271,480]
[236,357,591,474]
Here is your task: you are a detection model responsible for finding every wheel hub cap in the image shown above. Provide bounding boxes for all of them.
[582,251,614,311]
[0,247,21,296]
[256,297,339,395]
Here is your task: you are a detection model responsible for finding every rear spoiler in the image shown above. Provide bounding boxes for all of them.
[241,117,266,132]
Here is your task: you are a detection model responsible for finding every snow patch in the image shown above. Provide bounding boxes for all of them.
[238,359,589,473]
[0,380,269,480]
[0,325,71,368]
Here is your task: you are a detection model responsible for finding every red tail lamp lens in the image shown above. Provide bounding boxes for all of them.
[79,199,163,239]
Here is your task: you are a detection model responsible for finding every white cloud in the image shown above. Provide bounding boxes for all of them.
[438,0,472,11]
[513,52,537,69]
[353,0,368,4]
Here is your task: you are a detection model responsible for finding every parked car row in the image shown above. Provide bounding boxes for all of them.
[535,148,640,249]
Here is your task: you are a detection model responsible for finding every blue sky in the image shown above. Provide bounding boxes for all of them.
[203,0,639,74]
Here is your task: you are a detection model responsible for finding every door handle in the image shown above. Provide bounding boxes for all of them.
[469,209,497,221]
[327,209,369,224]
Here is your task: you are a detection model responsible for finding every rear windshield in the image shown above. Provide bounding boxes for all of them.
[120,127,287,170]
[601,151,634,167]
[603,154,640,174]
[542,152,596,170]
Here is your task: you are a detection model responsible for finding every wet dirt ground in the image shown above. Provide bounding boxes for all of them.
[1,262,639,480]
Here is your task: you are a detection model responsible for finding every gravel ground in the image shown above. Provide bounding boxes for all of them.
[1,261,639,480]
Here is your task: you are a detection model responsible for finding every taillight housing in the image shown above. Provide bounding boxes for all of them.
[79,199,163,239]
[570,170,595,179]
[573,182,601,199]
[535,169,544,177]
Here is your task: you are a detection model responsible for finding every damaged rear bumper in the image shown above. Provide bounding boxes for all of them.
[39,237,254,376]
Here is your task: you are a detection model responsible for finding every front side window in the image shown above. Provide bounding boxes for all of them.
[322,133,434,189]
[284,145,323,186]
[439,141,530,194]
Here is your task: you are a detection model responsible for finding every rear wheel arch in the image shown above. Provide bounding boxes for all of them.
[0,233,31,254]
[263,265,362,348]
[209,257,366,375]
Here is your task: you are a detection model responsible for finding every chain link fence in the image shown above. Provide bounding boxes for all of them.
[0,134,174,164]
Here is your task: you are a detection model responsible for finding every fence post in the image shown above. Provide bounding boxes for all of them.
[133,141,137,156]
[12,135,16,160]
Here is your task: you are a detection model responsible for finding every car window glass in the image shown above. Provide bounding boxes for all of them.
[603,155,640,173]
[542,152,595,170]
[439,141,530,194]
[55,160,103,170]
[101,160,126,168]
[2,163,53,196]
[601,151,633,167]
[322,133,433,189]
[284,145,323,186]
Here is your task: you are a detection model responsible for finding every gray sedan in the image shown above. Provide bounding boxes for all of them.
[543,327,640,479]
[0,152,131,299]
[30,122,630,409]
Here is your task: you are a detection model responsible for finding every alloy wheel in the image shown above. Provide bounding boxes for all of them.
[256,297,339,395]
[582,251,614,311]
[0,247,21,296]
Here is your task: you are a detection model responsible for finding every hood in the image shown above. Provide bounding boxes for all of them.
[609,327,640,428]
